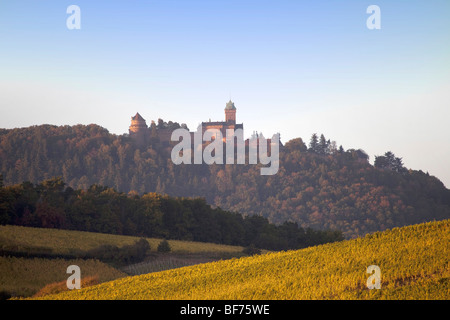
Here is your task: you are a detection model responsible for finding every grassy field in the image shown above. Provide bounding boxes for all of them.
[0,225,244,255]
[0,225,246,298]
[31,219,449,300]
[0,257,127,297]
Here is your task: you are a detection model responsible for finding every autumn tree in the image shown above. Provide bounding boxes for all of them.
[374,151,405,173]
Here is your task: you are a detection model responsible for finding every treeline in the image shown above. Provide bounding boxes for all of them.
[0,178,343,251]
[1,124,450,238]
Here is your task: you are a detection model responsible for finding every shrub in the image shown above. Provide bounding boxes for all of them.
[157,239,171,253]
[119,238,151,263]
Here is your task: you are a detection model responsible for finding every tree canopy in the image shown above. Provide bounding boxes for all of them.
[1,125,449,238]
[0,177,343,251]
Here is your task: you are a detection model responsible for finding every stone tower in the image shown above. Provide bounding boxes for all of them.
[224,100,236,124]
[129,112,148,145]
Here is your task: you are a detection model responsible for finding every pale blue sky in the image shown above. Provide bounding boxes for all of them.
[1,1,449,186]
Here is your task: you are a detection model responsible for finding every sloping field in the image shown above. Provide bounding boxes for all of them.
[0,225,244,255]
[0,257,127,298]
[35,219,449,300]
[0,225,245,298]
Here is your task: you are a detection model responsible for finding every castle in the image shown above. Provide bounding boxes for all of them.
[129,100,281,173]
[129,100,244,146]
[200,99,243,137]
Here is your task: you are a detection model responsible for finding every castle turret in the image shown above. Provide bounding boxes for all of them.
[129,112,147,134]
[129,112,148,145]
[224,100,236,123]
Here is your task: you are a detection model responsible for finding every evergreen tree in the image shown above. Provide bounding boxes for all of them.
[375,151,405,173]
[318,134,329,154]
[309,133,319,153]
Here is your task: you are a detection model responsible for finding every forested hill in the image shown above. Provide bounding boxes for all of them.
[1,124,450,238]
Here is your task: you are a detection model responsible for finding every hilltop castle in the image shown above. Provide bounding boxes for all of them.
[200,99,243,137]
[129,100,244,146]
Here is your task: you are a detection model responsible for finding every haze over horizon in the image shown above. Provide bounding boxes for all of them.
[1,1,449,187]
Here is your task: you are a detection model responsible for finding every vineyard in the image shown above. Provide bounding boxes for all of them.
[30,219,449,300]
[0,225,245,255]
[0,225,245,298]
[0,257,126,297]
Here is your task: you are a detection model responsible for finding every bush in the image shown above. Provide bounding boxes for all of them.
[119,238,151,263]
[157,239,171,253]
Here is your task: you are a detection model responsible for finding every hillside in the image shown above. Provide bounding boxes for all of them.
[0,225,246,298]
[32,219,449,300]
[0,224,245,256]
[1,124,450,238]
[0,180,343,251]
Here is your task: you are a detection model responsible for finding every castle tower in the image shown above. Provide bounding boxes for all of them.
[224,100,236,123]
[129,112,148,145]
[129,112,148,134]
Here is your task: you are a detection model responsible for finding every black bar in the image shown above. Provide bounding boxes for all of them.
[1,300,443,319]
